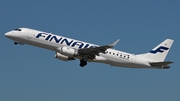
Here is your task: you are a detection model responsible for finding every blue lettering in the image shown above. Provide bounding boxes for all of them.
[83,44,89,48]
[45,35,52,40]
[36,33,47,38]
[36,33,97,49]
[71,42,84,49]
[49,36,62,43]
[89,45,95,48]
[61,39,73,46]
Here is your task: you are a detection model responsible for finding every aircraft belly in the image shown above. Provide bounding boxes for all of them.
[21,38,59,51]
[104,56,150,68]
[90,56,107,63]
[104,56,132,67]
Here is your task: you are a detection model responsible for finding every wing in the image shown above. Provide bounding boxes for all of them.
[78,39,120,59]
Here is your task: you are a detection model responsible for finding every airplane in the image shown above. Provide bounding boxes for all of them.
[4,28,174,69]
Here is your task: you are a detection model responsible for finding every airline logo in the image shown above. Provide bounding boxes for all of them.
[36,33,97,49]
[149,46,169,54]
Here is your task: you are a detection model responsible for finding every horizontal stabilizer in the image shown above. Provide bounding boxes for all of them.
[149,61,173,69]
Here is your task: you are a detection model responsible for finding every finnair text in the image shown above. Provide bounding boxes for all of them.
[36,33,96,49]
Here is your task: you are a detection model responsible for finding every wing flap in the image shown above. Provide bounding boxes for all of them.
[78,39,120,59]
[78,39,120,54]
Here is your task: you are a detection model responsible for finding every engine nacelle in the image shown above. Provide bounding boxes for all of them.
[55,52,75,61]
[57,47,78,57]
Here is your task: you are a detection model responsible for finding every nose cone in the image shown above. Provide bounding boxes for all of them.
[4,32,12,37]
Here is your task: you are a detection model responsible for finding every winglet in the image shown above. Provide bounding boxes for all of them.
[108,39,120,47]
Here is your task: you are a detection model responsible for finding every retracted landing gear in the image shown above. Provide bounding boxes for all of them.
[79,59,87,67]
[14,42,18,45]
[13,41,24,45]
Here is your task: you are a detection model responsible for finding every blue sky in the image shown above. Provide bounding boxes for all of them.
[0,0,180,101]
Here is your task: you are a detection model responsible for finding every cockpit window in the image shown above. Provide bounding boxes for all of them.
[14,28,22,31]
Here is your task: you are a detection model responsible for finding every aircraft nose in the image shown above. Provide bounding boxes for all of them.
[4,32,12,37]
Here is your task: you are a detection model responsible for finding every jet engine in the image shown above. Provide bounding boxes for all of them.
[55,52,75,61]
[57,47,78,57]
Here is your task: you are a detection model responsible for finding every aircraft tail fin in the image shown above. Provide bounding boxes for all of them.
[139,39,174,61]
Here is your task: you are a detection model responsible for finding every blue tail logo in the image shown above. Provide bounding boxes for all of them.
[149,46,169,54]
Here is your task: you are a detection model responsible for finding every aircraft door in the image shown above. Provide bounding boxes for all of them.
[131,55,136,64]
[27,29,33,39]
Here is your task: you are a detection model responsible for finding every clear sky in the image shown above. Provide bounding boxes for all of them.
[0,0,180,101]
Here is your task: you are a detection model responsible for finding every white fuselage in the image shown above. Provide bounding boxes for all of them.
[5,28,153,68]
